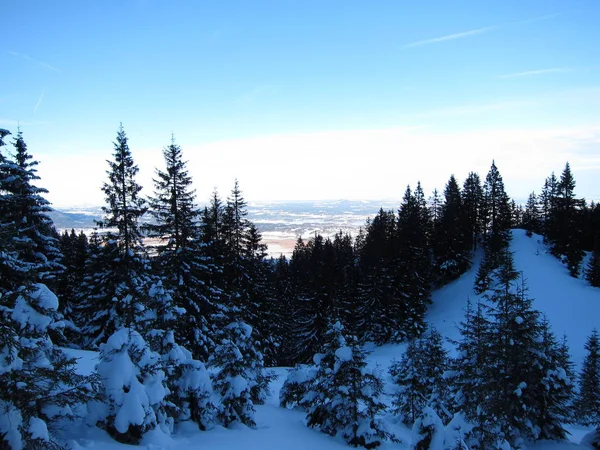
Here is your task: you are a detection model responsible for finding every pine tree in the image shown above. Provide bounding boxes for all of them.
[55,229,89,341]
[91,328,169,444]
[412,407,445,450]
[145,137,216,360]
[288,235,335,362]
[522,192,540,237]
[534,318,574,440]
[142,283,215,432]
[78,125,152,347]
[575,329,600,426]
[356,209,399,344]
[0,130,97,449]
[547,163,585,277]
[474,162,512,294]
[434,175,470,285]
[279,364,316,409]
[539,172,558,242]
[396,183,432,338]
[304,322,393,448]
[462,172,483,251]
[390,327,450,426]
[587,243,600,287]
[3,131,63,287]
[209,321,259,428]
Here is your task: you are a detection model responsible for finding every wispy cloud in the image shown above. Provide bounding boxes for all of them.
[403,12,562,49]
[9,51,60,73]
[498,68,573,79]
[514,12,562,26]
[404,26,495,48]
[34,92,45,113]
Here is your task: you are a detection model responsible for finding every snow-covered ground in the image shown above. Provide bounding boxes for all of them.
[62,230,599,449]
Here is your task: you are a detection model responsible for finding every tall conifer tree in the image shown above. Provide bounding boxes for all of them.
[146,137,217,360]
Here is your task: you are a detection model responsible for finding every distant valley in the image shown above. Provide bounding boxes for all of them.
[50,200,398,257]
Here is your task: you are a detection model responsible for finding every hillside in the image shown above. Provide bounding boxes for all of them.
[426,229,599,370]
[63,229,599,449]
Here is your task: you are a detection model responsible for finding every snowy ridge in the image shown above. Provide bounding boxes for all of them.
[425,229,599,369]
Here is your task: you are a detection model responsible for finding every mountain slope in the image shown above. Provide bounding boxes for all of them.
[63,228,599,449]
[426,229,599,369]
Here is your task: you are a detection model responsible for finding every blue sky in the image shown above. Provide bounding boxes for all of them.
[2,0,600,206]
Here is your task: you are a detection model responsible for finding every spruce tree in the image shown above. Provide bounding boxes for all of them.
[209,321,259,428]
[390,327,450,426]
[474,162,512,294]
[145,137,217,360]
[434,175,470,285]
[288,235,335,362]
[575,329,600,426]
[0,130,98,448]
[587,244,600,287]
[56,229,89,341]
[91,328,169,444]
[462,171,483,251]
[1,285,99,449]
[356,209,399,344]
[396,183,432,338]
[547,163,585,277]
[522,192,541,237]
[304,322,392,448]
[3,131,63,287]
[78,125,151,347]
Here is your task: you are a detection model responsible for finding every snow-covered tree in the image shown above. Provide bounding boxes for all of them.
[90,328,168,444]
[1,284,98,449]
[156,330,214,430]
[142,281,215,430]
[2,131,63,288]
[209,321,272,428]
[78,125,152,348]
[279,364,316,409]
[390,327,450,425]
[474,162,512,294]
[304,322,393,448]
[575,329,600,426]
[412,406,444,450]
[145,137,217,361]
[453,252,575,448]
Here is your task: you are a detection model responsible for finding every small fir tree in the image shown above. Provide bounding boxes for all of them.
[575,329,600,426]
[390,327,450,425]
[304,322,393,448]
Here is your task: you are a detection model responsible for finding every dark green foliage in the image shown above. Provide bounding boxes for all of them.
[455,253,575,447]
[279,365,314,409]
[209,321,258,428]
[522,192,541,237]
[546,163,585,277]
[77,125,153,347]
[587,242,600,287]
[357,208,399,344]
[575,329,600,426]
[2,131,63,287]
[461,172,483,251]
[395,183,432,338]
[55,229,89,341]
[434,175,471,285]
[390,327,450,425]
[145,138,217,360]
[303,322,393,448]
[474,162,512,294]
